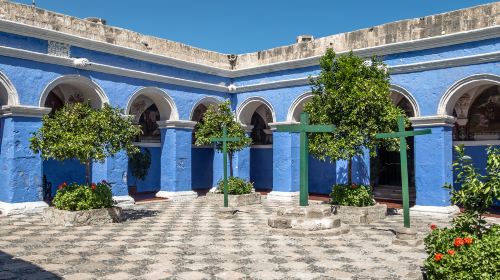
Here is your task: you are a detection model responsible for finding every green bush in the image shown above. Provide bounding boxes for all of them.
[330,184,375,207]
[52,181,114,211]
[217,177,253,195]
[424,224,500,280]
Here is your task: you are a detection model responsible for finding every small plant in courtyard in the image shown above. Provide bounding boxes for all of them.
[129,148,152,181]
[30,102,141,185]
[194,100,251,177]
[52,181,113,211]
[330,184,375,207]
[304,49,403,184]
[216,177,253,195]
[423,145,500,279]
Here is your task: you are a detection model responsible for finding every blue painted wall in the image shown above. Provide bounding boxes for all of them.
[250,147,273,190]
[308,156,336,195]
[127,147,161,193]
[43,159,86,196]
[192,147,214,189]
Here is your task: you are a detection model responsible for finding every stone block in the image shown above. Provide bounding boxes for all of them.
[205,193,261,207]
[42,207,122,226]
[268,205,345,233]
[333,204,387,224]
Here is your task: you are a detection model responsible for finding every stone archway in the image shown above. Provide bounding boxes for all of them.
[236,97,275,191]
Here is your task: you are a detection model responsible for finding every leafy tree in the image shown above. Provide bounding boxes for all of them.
[30,102,141,185]
[194,100,251,176]
[304,49,403,184]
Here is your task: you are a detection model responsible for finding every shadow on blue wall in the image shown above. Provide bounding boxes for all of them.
[250,147,273,190]
[192,147,214,190]
[308,156,336,195]
[335,154,370,186]
[43,159,86,196]
[127,147,161,193]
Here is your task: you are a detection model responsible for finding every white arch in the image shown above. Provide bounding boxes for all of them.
[286,92,313,122]
[236,96,276,125]
[39,75,109,108]
[438,74,500,115]
[189,96,224,121]
[0,70,19,106]
[390,84,420,117]
[125,87,179,121]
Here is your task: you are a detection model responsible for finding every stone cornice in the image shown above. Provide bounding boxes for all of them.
[0,105,51,118]
[268,121,299,131]
[157,120,197,129]
[409,115,456,127]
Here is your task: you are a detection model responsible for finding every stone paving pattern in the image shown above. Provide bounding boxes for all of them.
[0,198,464,280]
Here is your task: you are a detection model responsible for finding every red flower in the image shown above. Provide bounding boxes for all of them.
[447,249,455,256]
[351,183,357,189]
[464,237,473,245]
[91,183,97,191]
[430,224,437,230]
[454,237,465,247]
[434,253,443,261]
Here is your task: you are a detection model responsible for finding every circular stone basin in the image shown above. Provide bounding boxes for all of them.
[268,205,347,233]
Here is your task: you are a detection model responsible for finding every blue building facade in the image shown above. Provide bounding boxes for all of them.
[0,1,499,214]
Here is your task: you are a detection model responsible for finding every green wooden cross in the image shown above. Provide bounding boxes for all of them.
[376,115,431,228]
[276,112,336,206]
[210,125,241,207]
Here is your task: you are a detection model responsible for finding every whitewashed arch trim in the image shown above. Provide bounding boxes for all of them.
[189,96,224,121]
[390,84,421,117]
[125,87,179,121]
[438,74,500,115]
[286,92,313,122]
[0,70,19,106]
[39,74,109,108]
[236,96,276,125]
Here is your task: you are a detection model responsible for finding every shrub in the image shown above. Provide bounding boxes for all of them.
[129,148,151,181]
[217,177,253,195]
[330,184,375,207]
[52,181,114,211]
[424,224,500,280]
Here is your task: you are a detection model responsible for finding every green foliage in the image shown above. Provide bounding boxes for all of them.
[30,102,141,183]
[444,145,500,235]
[52,182,114,211]
[424,224,500,280]
[217,177,253,195]
[304,49,403,179]
[330,184,375,207]
[129,148,151,181]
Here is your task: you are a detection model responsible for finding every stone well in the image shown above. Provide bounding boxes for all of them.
[205,192,261,207]
[42,207,122,227]
[332,204,387,224]
[268,204,349,235]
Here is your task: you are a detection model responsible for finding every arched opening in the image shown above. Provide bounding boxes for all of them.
[40,76,108,198]
[237,98,275,191]
[190,97,220,191]
[372,90,417,204]
[126,87,177,198]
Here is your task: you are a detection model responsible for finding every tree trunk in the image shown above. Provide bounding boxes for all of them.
[85,160,91,186]
[347,158,352,185]
[229,153,234,178]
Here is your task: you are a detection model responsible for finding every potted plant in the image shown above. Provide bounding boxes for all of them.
[128,148,152,195]
[30,102,141,226]
[206,177,261,206]
[330,183,387,224]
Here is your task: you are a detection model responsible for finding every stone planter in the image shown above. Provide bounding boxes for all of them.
[205,192,261,207]
[42,207,122,226]
[333,204,387,224]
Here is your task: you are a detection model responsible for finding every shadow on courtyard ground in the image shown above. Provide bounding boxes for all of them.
[0,250,62,279]
[121,208,161,221]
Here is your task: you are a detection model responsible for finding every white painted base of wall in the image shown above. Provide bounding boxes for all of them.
[156,191,198,201]
[410,205,460,217]
[113,195,135,208]
[0,201,49,216]
[266,191,300,202]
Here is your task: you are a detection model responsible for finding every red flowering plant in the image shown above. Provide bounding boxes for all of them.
[52,181,113,211]
[330,184,375,207]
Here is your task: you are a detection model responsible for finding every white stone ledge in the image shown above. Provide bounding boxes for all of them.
[409,115,456,127]
[0,105,51,118]
[157,120,197,129]
[0,201,49,216]
[266,191,300,202]
[156,191,198,201]
[113,195,135,208]
[410,205,460,217]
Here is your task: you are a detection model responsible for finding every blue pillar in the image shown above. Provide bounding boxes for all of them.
[411,116,454,207]
[269,128,300,200]
[233,127,252,182]
[92,150,132,204]
[156,120,197,200]
[0,106,50,215]
[213,149,223,188]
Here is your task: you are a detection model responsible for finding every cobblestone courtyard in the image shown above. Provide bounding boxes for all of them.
[0,198,463,280]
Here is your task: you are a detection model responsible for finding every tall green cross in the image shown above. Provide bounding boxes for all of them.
[210,125,241,207]
[276,112,336,206]
[376,115,431,228]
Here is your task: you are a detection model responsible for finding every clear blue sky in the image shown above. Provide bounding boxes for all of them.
[12,0,497,54]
